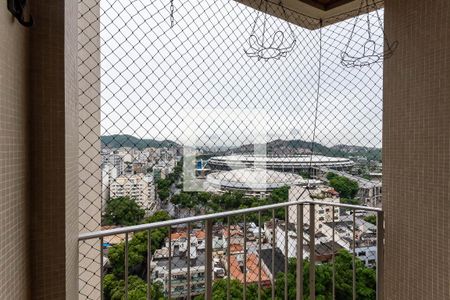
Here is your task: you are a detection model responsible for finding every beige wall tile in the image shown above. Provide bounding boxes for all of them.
[0,5,30,300]
[384,0,450,299]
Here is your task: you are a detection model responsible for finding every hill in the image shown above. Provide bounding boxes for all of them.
[231,139,381,161]
[101,135,179,149]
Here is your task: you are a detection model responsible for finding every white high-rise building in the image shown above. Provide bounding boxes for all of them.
[109,174,157,214]
[102,153,125,175]
[288,185,340,227]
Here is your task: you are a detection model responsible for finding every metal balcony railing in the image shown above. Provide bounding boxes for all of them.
[79,199,383,300]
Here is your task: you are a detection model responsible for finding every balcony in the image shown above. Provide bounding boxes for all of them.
[1,0,449,299]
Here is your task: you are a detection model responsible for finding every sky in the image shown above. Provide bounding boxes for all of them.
[98,0,385,149]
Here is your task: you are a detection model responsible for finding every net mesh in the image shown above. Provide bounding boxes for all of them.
[78,0,384,298]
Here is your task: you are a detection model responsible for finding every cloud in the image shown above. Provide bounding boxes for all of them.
[99,0,383,149]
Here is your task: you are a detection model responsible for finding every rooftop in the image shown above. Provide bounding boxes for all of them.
[153,249,207,271]
[228,253,271,285]
[258,248,286,277]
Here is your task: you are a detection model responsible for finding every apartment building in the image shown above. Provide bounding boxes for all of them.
[109,174,156,213]
[151,231,207,297]
[289,185,341,228]
[317,168,383,207]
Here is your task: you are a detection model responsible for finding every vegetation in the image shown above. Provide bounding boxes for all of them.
[103,186,377,299]
[103,274,164,300]
[155,160,183,202]
[326,172,359,199]
[102,196,146,226]
[194,250,375,300]
[364,215,377,225]
[299,170,311,179]
[107,211,171,278]
[103,211,170,299]
[340,198,360,205]
[171,186,290,223]
[233,140,381,162]
[193,279,270,300]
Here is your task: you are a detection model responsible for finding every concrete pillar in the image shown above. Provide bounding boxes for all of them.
[29,0,80,298]
[383,1,450,299]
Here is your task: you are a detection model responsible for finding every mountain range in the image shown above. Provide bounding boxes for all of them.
[101,135,179,150]
[101,135,381,161]
[230,139,381,161]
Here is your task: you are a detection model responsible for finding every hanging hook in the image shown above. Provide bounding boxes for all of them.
[245,0,296,61]
[341,0,397,67]
[7,0,33,27]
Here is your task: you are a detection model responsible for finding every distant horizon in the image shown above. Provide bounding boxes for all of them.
[100,133,382,150]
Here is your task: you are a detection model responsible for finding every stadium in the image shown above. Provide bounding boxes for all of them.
[205,168,306,197]
[207,154,354,173]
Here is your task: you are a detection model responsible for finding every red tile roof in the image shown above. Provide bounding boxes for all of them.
[228,253,271,286]
[170,232,187,240]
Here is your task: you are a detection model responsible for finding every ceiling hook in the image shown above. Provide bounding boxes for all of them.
[7,0,33,28]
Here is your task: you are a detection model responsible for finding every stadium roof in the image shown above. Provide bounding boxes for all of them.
[207,168,304,191]
[208,154,354,170]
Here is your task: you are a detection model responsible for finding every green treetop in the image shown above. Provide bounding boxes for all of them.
[102,196,145,226]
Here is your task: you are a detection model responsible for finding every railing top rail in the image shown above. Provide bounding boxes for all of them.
[79,200,382,241]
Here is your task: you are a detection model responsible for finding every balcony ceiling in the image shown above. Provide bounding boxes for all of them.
[235,0,383,29]
[297,0,355,10]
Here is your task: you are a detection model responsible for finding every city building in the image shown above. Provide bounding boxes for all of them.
[151,235,206,298]
[102,152,125,175]
[322,214,378,267]
[101,163,118,211]
[153,160,175,180]
[317,168,382,207]
[222,225,246,247]
[288,185,341,227]
[150,228,226,297]
[258,248,286,281]
[227,253,271,287]
[109,174,157,213]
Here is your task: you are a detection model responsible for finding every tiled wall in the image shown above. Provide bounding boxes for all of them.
[0,6,30,300]
[78,0,102,298]
[384,0,450,299]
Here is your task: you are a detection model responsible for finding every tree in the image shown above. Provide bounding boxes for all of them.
[364,215,377,225]
[326,172,339,181]
[268,186,289,204]
[299,170,311,179]
[155,160,183,202]
[194,279,270,300]
[203,251,375,300]
[103,274,164,300]
[142,210,171,224]
[327,173,359,199]
[340,198,360,205]
[156,178,172,201]
[103,196,145,226]
[108,211,171,278]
